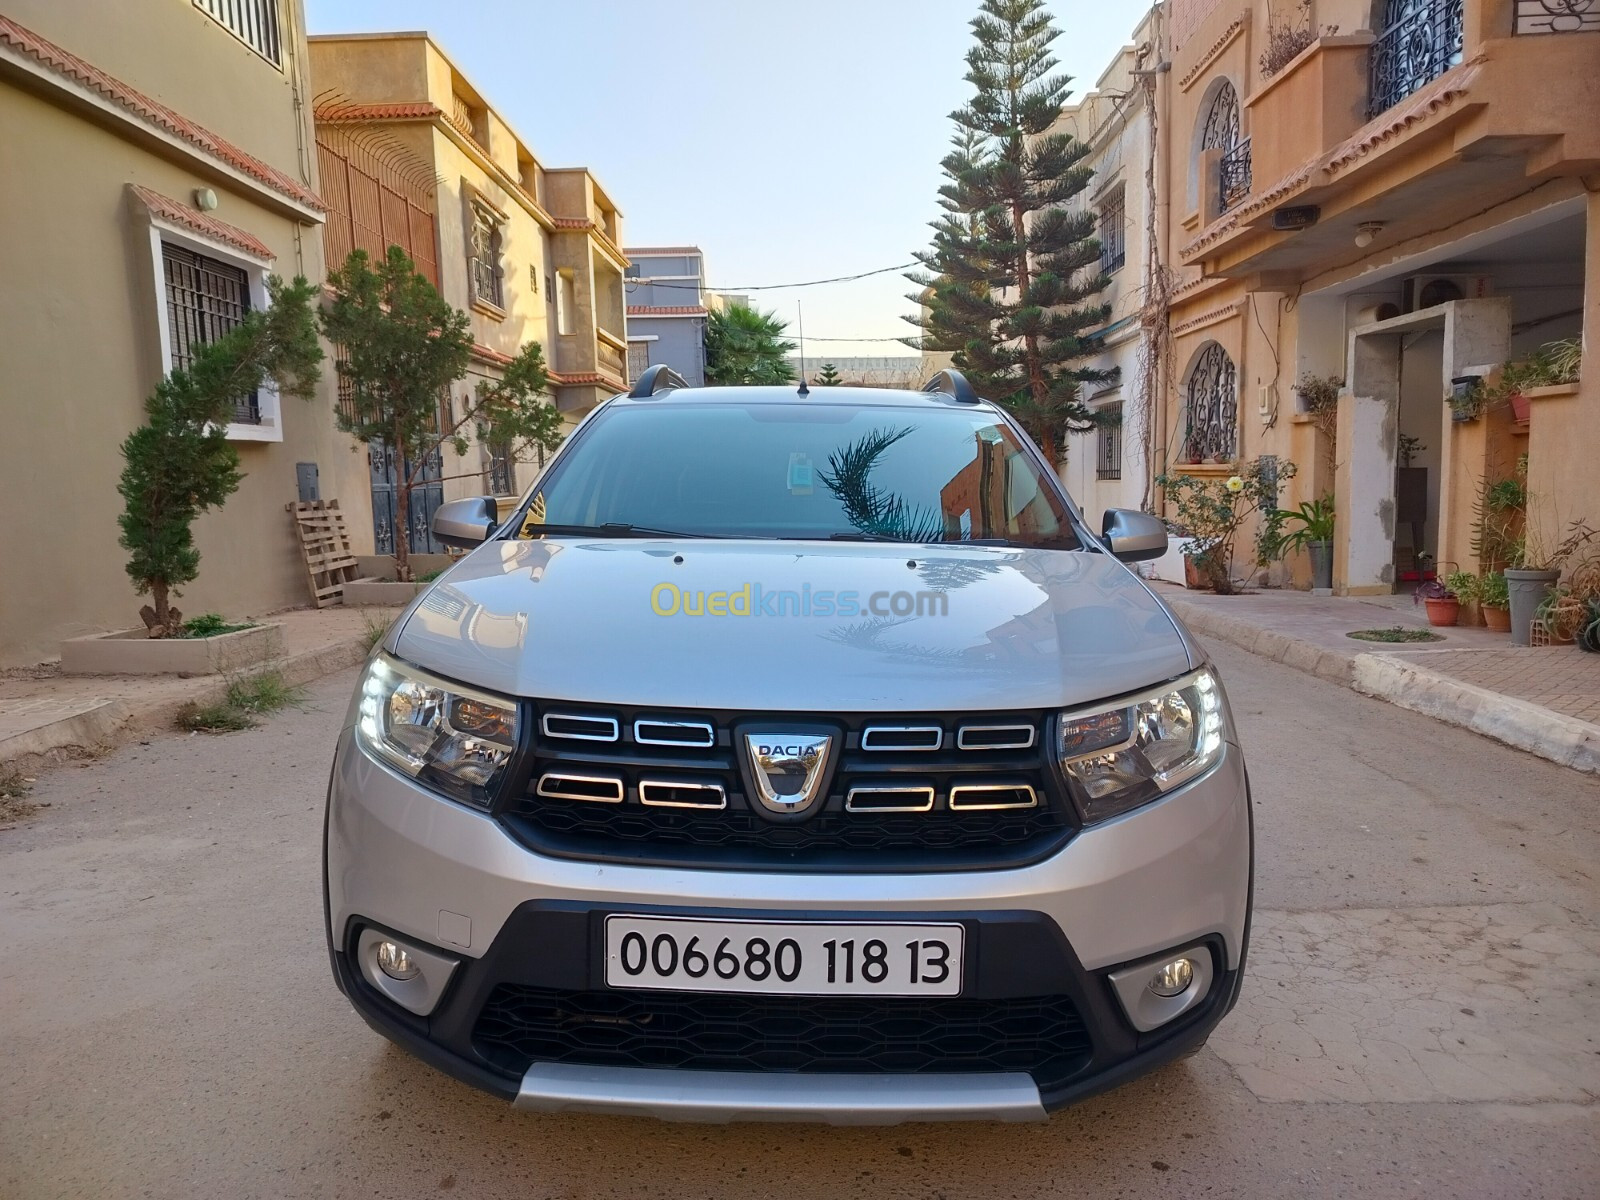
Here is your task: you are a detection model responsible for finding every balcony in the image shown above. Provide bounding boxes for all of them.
[1368,0,1464,118]
[1218,138,1252,212]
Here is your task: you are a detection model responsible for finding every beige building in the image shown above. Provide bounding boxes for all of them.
[0,1,366,667]
[1153,0,1597,591]
[309,31,630,551]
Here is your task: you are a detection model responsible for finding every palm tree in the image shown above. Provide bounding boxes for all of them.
[704,304,797,385]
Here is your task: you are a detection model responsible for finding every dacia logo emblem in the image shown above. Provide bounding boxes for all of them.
[742,731,834,816]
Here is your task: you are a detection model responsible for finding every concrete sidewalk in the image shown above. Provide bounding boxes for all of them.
[0,607,385,767]
[1158,583,1600,773]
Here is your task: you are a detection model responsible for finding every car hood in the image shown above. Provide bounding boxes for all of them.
[394,539,1194,712]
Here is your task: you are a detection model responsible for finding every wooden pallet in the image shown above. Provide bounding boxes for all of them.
[287,499,361,608]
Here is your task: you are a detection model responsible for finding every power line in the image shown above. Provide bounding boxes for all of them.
[625,261,917,294]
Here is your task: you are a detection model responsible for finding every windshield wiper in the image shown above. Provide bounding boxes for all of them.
[522,522,706,539]
[824,531,930,543]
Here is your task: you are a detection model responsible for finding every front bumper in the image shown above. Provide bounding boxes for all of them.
[326,729,1251,1121]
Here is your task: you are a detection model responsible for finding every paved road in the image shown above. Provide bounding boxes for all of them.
[3,643,1597,1199]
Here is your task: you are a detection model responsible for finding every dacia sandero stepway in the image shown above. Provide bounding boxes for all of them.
[324,367,1251,1124]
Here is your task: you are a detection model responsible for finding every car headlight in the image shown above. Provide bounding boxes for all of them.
[356,653,519,809]
[1056,668,1226,824]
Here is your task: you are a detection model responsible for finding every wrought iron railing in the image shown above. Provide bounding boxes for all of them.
[1218,138,1252,212]
[1368,0,1465,118]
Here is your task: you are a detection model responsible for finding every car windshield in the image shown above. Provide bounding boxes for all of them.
[514,401,1081,548]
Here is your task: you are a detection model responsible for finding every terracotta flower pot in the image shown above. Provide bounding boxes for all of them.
[1508,391,1530,425]
[1423,596,1460,627]
[1183,555,1211,590]
[1482,605,1511,633]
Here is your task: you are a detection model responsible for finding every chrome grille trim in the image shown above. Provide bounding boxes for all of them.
[633,719,716,748]
[860,724,943,752]
[542,713,620,742]
[957,724,1037,751]
[948,783,1039,811]
[638,778,728,810]
[844,785,936,813]
[535,772,625,804]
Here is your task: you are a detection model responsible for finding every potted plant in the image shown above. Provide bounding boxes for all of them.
[1415,569,1471,628]
[1506,517,1599,646]
[1269,494,1335,593]
[1157,458,1300,595]
[1449,375,1484,422]
[1479,571,1512,632]
[1484,339,1582,426]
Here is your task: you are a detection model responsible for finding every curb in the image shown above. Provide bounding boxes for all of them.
[1351,653,1600,774]
[0,633,371,769]
[1162,596,1355,684]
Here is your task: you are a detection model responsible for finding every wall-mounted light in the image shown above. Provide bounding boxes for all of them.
[193,187,219,212]
[1354,221,1385,248]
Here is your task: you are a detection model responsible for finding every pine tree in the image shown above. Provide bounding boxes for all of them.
[118,276,322,636]
[704,303,796,385]
[815,362,844,386]
[320,247,559,581]
[905,0,1112,462]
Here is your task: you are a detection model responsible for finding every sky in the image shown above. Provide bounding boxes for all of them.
[304,0,1149,359]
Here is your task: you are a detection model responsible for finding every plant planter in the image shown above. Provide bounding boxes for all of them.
[1423,597,1460,627]
[1307,540,1334,592]
[1504,567,1560,647]
[1507,391,1530,426]
[353,553,455,580]
[1183,554,1212,591]
[61,622,283,676]
[1481,605,1511,633]
[342,579,430,607]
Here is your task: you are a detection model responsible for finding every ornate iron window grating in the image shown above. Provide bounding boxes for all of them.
[1200,81,1241,154]
[468,205,505,310]
[1218,137,1252,212]
[485,443,514,497]
[1099,191,1126,274]
[1368,0,1464,117]
[161,244,258,425]
[1514,0,1599,32]
[1096,404,1124,480]
[1182,343,1238,464]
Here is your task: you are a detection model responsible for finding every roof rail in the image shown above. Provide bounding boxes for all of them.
[922,369,981,404]
[628,363,690,399]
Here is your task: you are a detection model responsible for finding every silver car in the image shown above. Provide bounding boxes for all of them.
[324,368,1251,1124]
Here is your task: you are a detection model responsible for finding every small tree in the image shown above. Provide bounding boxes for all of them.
[704,304,796,385]
[118,276,322,636]
[319,247,559,580]
[815,362,844,387]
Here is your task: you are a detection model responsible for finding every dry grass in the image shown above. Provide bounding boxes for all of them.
[0,765,42,824]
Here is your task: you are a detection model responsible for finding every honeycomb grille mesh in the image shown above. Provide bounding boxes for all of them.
[472,986,1093,1087]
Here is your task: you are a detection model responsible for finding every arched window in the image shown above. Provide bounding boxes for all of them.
[1183,343,1238,464]
[1199,80,1241,154]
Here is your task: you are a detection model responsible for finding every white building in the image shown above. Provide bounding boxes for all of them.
[1052,7,1161,527]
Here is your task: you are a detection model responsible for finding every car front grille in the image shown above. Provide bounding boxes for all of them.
[471,985,1093,1090]
[496,704,1077,871]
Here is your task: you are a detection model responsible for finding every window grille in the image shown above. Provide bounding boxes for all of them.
[1370,0,1464,116]
[469,206,504,309]
[194,0,281,66]
[1182,343,1238,464]
[627,342,651,381]
[1099,192,1126,274]
[162,243,258,424]
[1096,404,1124,480]
[485,443,514,496]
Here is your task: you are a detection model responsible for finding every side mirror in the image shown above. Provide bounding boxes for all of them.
[1101,508,1168,564]
[431,496,499,549]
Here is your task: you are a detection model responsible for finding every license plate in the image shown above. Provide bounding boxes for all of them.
[604,915,964,997]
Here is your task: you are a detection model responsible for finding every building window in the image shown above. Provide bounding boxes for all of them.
[557,271,577,336]
[1182,342,1238,464]
[162,244,259,424]
[1198,81,1250,213]
[1099,190,1126,274]
[194,0,281,66]
[484,442,514,496]
[468,204,504,310]
[1096,403,1124,480]
[1369,0,1464,116]
[627,341,651,381]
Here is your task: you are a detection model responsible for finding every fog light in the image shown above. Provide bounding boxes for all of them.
[376,940,420,981]
[1148,957,1195,997]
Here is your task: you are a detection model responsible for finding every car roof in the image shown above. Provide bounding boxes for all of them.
[609,385,999,411]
